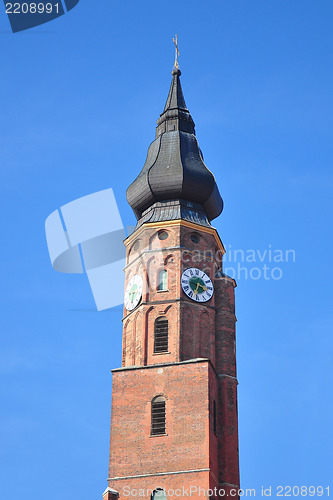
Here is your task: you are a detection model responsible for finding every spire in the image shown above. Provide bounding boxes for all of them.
[126,65,223,225]
[156,36,195,137]
[163,67,187,112]
[163,35,185,110]
[156,67,195,137]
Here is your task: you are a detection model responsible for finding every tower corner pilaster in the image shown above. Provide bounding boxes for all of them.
[102,487,119,500]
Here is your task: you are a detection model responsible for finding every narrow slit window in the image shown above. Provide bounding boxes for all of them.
[151,396,166,435]
[157,269,168,291]
[213,400,217,434]
[154,317,169,353]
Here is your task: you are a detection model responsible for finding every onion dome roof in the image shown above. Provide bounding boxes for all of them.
[126,67,223,223]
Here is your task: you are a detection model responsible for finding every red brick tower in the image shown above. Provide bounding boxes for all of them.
[103,67,240,500]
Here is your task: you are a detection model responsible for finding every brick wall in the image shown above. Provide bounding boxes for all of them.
[107,220,240,499]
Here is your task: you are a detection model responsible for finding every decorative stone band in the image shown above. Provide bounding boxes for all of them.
[218,374,238,382]
[111,357,211,374]
[108,468,210,481]
[219,483,241,488]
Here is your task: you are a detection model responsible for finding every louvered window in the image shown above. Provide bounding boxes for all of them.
[151,396,166,435]
[154,317,169,353]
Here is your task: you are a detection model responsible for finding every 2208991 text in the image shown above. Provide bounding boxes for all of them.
[5,3,60,14]
[275,486,330,496]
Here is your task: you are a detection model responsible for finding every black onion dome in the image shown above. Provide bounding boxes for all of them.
[126,67,223,222]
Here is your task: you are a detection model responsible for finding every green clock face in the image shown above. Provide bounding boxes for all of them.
[125,274,143,311]
[181,268,214,303]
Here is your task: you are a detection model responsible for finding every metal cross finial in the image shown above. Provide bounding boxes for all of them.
[173,34,180,69]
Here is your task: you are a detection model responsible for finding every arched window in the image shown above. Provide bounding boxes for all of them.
[151,396,166,435]
[151,489,167,500]
[157,269,168,291]
[154,317,168,353]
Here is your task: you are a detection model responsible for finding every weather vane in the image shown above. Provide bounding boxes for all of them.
[173,34,180,69]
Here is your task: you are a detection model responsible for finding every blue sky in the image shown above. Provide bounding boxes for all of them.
[0,1,333,499]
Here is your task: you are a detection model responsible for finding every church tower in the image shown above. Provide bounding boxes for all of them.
[103,65,240,500]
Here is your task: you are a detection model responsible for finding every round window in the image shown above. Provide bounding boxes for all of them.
[190,233,200,244]
[158,231,168,241]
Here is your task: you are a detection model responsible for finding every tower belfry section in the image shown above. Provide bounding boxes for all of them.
[103,64,240,500]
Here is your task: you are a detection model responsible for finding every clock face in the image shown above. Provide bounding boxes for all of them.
[125,274,143,311]
[181,268,214,303]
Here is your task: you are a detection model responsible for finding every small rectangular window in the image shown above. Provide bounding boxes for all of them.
[158,270,168,291]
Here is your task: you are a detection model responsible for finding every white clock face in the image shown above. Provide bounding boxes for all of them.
[181,268,214,303]
[125,274,143,311]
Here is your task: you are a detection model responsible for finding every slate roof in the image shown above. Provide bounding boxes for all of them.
[137,200,211,228]
[126,67,223,223]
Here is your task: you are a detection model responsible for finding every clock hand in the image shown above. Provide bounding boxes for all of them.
[194,282,207,293]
